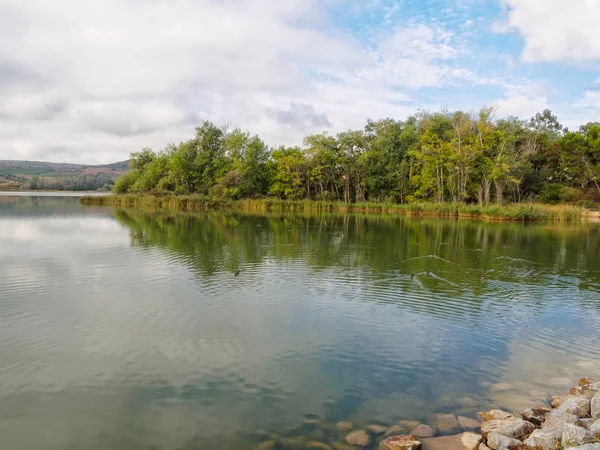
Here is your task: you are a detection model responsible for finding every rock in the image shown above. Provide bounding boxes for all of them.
[580,418,594,430]
[580,378,597,386]
[478,410,514,422]
[335,422,354,432]
[306,442,333,450]
[309,430,326,442]
[524,427,562,450]
[520,406,552,426]
[385,426,409,439]
[478,444,492,450]
[280,437,306,450]
[562,424,596,448]
[379,434,422,450]
[480,418,535,440]
[411,424,434,438]
[367,424,389,435]
[458,416,480,431]
[459,432,482,450]
[486,431,522,450]
[331,443,353,450]
[399,421,422,430]
[557,396,591,418]
[434,414,461,435]
[256,440,277,450]
[564,444,600,450]
[457,396,479,408]
[345,430,372,447]
[592,394,600,419]
[421,435,461,450]
[588,382,600,392]
[544,410,581,429]
[491,383,514,392]
[552,394,573,408]
[589,420,600,435]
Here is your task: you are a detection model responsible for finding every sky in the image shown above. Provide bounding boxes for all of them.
[1,0,600,164]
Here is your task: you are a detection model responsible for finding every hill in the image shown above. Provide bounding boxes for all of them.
[0,160,130,191]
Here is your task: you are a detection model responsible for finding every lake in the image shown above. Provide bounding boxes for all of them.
[1,194,600,450]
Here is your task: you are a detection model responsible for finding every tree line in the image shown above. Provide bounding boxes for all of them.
[114,107,600,205]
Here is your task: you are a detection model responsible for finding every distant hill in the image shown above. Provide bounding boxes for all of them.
[0,159,130,191]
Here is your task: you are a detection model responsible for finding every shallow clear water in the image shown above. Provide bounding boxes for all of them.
[1,194,600,450]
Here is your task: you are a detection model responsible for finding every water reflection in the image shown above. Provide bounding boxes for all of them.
[0,200,599,450]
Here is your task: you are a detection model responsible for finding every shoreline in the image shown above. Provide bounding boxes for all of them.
[250,377,600,450]
[80,194,599,222]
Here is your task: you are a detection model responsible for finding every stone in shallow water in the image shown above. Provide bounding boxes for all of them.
[345,430,372,447]
[256,440,277,450]
[384,425,409,439]
[331,442,353,450]
[524,427,562,450]
[434,414,461,435]
[520,405,551,426]
[411,424,434,438]
[399,421,421,430]
[379,434,422,450]
[279,436,306,450]
[491,383,514,392]
[367,424,390,435]
[478,410,514,422]
[480,418,535,440]
[459,432,482,450]
[421,435,461,450]
[306,441,333,450]
[485,431,522,450]
[457,396,480,408]
[457,416,480,431]
[335,422,353,432]
[557,396,591,418]
[561,424,596,448]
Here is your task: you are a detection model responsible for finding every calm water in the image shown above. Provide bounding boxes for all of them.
[1,195,600,450]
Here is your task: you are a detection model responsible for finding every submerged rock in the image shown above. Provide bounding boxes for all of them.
[306,441,333,450]
[367,424,389,435]
[456,396,479,408]
[434,414,461,435]
[524,427,562,450]
[457,416,480,432]
[331,443,353,450]
[480,418,535,440]
[478,410,514,422]
[411,424,434,438]
[399,421,421,430]
[345,430,372,447]
[335,422,353,432]
[485,431,522,450]
[491,383,514,392]
[379,434,422,450]
[520,406,551,426]
[421,435,461,450]
[384,425,409,439]
[561,424,596,448]
[459,432,482,450]
[256,440,278,450]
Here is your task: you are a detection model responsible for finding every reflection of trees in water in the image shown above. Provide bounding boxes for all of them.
[114,209,599,285]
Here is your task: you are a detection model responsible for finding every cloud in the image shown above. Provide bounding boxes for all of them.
[0,0,585,164]
[497,0,600,62]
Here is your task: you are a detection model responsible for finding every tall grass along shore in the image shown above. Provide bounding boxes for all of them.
[80,195,594,222]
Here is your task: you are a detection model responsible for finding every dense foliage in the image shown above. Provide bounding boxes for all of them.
[115,108,600,205]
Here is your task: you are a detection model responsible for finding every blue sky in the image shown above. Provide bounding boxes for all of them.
[1,0,600,163]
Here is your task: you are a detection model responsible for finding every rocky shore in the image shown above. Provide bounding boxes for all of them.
[256,377,600,450]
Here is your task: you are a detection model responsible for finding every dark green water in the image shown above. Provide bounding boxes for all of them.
[1,194,600,450]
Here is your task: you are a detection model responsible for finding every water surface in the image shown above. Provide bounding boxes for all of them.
[1,195,600,449]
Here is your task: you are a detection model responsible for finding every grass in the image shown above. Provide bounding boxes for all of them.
[80,194,591,222]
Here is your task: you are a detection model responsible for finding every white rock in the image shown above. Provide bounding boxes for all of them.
[486,431,522,450]
[458,416,480,431]
[589,420,600,435]
[592,394,600,419]
[524,427,562,450]
[558,396,592,418]
[562,424,596,448]
[480,418,535,440]
[544,410,581,428]
[564,444,600,450]
[459,432,482,450]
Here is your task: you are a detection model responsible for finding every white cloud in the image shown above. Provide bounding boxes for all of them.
[0,0,500,163]
[498,0,600,62]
